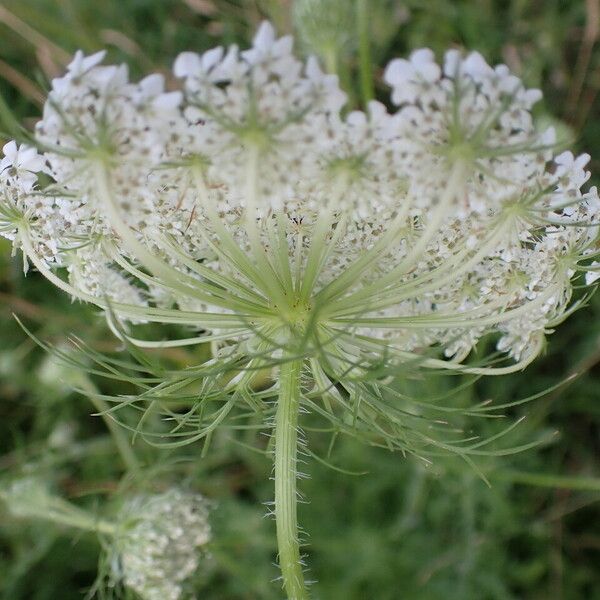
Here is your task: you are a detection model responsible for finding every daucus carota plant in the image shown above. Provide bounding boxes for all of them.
[1,20,599,599]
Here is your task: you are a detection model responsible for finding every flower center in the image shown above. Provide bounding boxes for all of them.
[273,296,314,335]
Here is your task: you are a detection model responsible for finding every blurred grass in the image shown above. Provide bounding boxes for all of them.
[0,1,598,599]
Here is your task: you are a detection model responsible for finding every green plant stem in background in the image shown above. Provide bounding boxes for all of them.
[323,47,338,81]
[0,488,116,536]
[495,469,600,492]
[0,90,22,139]
[356,0,374,105]
[274,358,309,600]
[33,502,116,536]
[76,374,140,472]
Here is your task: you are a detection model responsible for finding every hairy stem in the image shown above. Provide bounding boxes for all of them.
[274,358,309,600]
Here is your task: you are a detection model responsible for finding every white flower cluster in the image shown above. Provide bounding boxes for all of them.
[1,21,598,370]
[113,489,211,600]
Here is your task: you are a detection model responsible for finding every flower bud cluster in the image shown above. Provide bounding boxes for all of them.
[113,489,211,600]
[0,21,598,369]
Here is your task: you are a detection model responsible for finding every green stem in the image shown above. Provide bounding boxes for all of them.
[76,374,140,472]
[495,470,600,492]
[1,490,116,536]
[274,359,309,600]
[324,46,338,77]
[356,0,374,106]
[40,505,116,536]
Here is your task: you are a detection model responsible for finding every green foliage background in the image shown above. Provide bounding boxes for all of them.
[0,1,598,598]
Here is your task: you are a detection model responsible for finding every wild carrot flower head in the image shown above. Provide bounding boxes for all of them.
[111,489,211,600]
[2,19,600,600]
[0,21,598,448]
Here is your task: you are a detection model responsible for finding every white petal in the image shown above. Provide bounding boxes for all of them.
[525,89,542,105]
[383,58,414,86]
[80,50,107,72]
[305,56,323,79]
[443,49,461,76]
[213,45,241,79]
[173,52,202,78]
[153,91,182,110]
[66,50,84,73]
[494,64,510,77]
[410,48,435,67]
[142,73,165,94]
[347,110,366,126]
[463,52,492,78]
[201,46,224,71]
[574,153,591,169]
[2,140,18,162]
[367,100,387,120]
[540,127,556,146]
[555,151,574,166]
[585,270,600,285]
[67,49,106,75]
[253,21,275,50]
[419,62,441,82]
[18,146,41,169]
[274,35,293,56]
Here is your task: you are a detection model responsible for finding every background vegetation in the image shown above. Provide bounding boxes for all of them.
[0,1,598,598]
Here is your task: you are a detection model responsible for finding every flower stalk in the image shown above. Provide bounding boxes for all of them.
[356,0,374,104]
[274,358,309,600]
[0,479,117,536]
[76,374,141,472]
